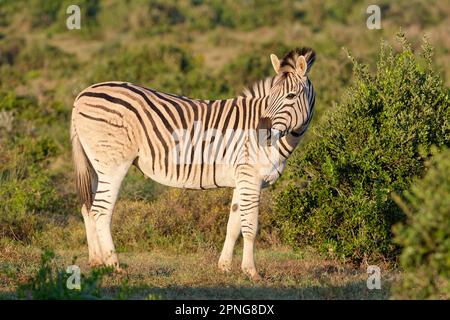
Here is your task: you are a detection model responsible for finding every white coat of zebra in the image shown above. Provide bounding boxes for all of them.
[71,47,316,280]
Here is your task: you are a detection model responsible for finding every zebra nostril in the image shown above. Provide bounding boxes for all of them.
[271,129,282,140]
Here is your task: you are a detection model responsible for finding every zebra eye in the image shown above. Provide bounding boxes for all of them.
[286,93,296,100]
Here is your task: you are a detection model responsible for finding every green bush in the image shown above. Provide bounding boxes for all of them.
[274,34,450,263]
[208,0,294,31]
[29,0,100,34]
[0,42,79,87]
[0,91,63,243]
[29,0,63,28]
[0,38,26,89]
[392,147,450,299]
[297,0,359,30]
[89,43,194,83]
[0,37,25,66]
[382,0,447,28]
[0,136,60,242]
[133,0,297,33]
[219,42,290,94]
[17,43,79,78]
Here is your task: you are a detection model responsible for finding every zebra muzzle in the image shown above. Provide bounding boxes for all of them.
[257,117,272,147]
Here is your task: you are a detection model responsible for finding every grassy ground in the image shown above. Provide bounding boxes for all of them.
[0,245,397,300]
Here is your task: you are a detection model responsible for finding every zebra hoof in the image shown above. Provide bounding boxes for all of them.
[242,267,262,281]
[114,266,126,274]
[250,272,262,282]
[218,260,232,273]
[88,260,103,268]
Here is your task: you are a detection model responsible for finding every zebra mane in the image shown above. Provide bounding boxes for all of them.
[280,47,316,74]
[240,77,276,98]
[240,47,316,98]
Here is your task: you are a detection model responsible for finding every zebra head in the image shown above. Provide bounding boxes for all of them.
[258,47,316,144]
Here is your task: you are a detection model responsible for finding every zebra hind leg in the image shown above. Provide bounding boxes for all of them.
[89,162,131,270]
[81,204,103,267]
[218,189,241,272]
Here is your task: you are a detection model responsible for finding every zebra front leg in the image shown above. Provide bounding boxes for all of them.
[218,188,241,272]
[235,165,262,281]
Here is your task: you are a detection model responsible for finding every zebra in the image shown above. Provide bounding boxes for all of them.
[71,47,316,280]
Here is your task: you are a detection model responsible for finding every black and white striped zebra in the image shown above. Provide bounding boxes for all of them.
[71,47,316,279]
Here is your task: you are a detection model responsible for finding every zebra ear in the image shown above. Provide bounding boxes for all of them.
[270,54,280,74]
[296,55,307,76]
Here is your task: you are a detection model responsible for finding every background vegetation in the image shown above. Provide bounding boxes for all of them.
[0,0,449,299]
[392,147,450,299]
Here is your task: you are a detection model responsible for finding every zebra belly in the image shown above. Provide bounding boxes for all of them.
[136,158,236,189]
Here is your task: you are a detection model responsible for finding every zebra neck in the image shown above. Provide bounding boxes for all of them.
[206,95,301,162]
[210,95,268,127]
[242,95,300,162]
[237,95,299,161]
[274,133,302,161]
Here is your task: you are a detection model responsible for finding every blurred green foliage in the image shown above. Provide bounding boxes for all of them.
[29,0,63,28]
[0,90,71,243]
[87,43,227,98]
[0,135,60,242]
[28,0,100,34]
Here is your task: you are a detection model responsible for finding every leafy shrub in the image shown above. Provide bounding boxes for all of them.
[392,147,450,299]
[209,0,298,31]
[0,42,78,89]
[0,0,16,27]
[0,37,25,66]
[219,42,290,93]
[88,43,193,83]
[0,91,38,124]
[0,91,70,149]
[78,0,101,26]
[147,1,186,27]
[274,34,450,263]
[0,38,27,89]
[297,0,358,29]
[0,91,63,243]
[29,0,63,28]
[29,0,100,33]
[16,43,79,78]
[382,0,447,28]
[132,0,297,34]
[58,0,101,35]
[0,136,60,242]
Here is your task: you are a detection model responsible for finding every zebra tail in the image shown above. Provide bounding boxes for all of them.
[71,122,94,211]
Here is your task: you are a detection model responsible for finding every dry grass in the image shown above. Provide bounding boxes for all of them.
[0,244,399,300]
